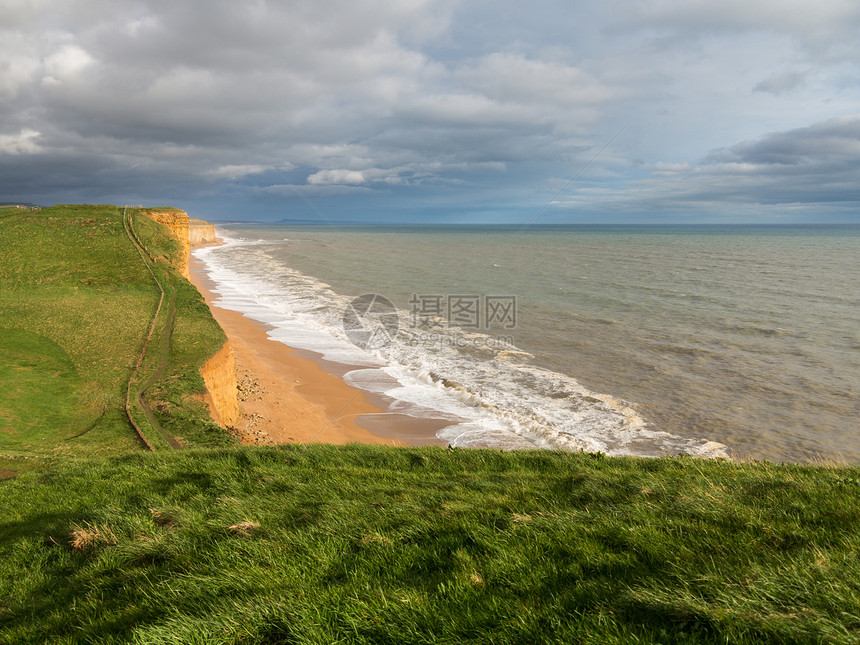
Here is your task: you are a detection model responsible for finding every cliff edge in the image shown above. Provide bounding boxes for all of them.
[139,208,238,431]
[140,208,191,278]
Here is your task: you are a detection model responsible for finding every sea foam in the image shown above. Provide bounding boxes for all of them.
[194,232,729,458]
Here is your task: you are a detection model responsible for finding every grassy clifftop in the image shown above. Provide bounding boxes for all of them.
[0,204,232,472]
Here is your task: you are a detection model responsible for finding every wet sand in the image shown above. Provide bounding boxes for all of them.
[189,253,448,447]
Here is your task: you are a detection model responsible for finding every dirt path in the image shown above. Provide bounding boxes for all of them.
[122,207,181,450]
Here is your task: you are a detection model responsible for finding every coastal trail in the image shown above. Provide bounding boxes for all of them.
[122,207,182,451]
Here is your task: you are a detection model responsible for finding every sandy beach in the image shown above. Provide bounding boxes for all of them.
[189,253,448,448]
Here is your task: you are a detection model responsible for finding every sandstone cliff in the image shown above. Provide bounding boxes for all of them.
[140,208,191,278]
[200,341,240,428]
[189,218,218,246]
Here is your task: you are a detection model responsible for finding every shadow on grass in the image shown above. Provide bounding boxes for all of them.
[0,510,83,544]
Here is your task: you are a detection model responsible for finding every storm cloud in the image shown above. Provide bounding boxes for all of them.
[2,0,859,222]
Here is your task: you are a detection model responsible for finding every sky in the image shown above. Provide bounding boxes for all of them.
[2,0,859,224]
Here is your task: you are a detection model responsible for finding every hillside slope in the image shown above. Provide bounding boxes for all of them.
[0,205,235,471]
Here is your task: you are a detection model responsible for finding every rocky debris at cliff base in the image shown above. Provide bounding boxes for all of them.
[230,412,275,445]
[237,371,270,402]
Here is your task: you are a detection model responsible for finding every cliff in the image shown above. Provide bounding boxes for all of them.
[139,208,237,431]
[200,341,240,428]
[140,208,191,279]
[189,218,218,246]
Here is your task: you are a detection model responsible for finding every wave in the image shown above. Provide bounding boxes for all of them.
[193,232,729,458]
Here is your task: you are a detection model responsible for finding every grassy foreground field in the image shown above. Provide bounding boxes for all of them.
[0,204,231,473]
[1,445,859,644]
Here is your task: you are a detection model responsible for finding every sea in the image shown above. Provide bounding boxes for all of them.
[193,224,860,463]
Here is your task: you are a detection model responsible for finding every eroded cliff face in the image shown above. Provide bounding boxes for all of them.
[189,218,218,246]
[200,341,240,428]
[140,209,191,278]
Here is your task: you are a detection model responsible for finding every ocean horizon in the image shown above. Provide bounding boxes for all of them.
[194,222,860,463]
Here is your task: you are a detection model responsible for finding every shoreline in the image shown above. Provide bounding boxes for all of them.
[188,250,448,448]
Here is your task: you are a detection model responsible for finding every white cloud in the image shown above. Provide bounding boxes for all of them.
[307,169,371,186]
[204,164,269,180]
[43,44,94,82]
[0,129,41,154]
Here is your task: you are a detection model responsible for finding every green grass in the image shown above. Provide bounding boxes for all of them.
[0,445,858,644]
[0,328,84,449]
[0,205,232,467]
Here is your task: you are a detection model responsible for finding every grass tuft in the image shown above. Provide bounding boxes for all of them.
[227,520,260,537]
[149,508,176,528]
[69,522,117,552]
